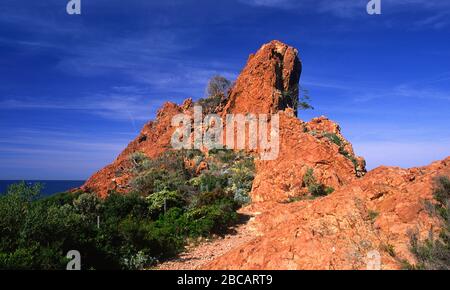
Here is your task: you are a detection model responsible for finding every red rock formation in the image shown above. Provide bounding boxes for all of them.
[81,40,449,270]
[306,116,366,176]
[204,157,450,270]
[220,40,365,202]
[81,100,193,198]
[250,112,363,202]
[221,40,301,116]
[82,40,363,199]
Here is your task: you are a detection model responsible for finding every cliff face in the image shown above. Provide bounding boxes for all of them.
[220,40,365,202]
[81,40,448,269]
[221,40,301,116]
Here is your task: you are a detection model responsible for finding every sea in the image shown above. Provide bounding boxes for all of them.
[0,180,85,198]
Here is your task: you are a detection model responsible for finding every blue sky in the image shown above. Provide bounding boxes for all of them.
[0,0,449,180]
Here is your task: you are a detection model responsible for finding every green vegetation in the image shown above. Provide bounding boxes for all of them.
[320,131,359,171]
[283,195,316,204]
[283,167,335,203]
[339,147,358,170]
[206,75,232,98]
[0,149,255,270]
[298,87,314,111]
[407,176,450,270]
[303,168,335,198]
[382,243,397,258]
[196,75,232,114]
[368,210,379,223]
[281,86,314,112]
[196,95,223,115]
[323,132,342,147]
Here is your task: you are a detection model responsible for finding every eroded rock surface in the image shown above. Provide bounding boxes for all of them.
[221,40,301,117]
[204,158,450,270]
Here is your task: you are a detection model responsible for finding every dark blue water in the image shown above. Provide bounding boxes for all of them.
[0,180,85,197]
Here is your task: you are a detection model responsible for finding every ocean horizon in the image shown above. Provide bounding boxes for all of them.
[0,180,85,197]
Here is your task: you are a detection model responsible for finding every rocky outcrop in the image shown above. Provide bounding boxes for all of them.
[204,157,450,270]
[306,116,366,177]
[218,40,365,202]
[82,40,364,199]
[221,40,302,116]
[250,112,363,202]
[81,100,193,198]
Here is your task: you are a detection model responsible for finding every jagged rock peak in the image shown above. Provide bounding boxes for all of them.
[222,40,302,116]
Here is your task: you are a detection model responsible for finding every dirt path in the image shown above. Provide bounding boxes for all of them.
[156,208,261,270]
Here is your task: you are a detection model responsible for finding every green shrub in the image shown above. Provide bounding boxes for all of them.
[302,168,334,198]
[408,176,450,270]
[339,147,358,169]
[147,189,184,217]
[368,210,379,222]
[189,188,230,208]
[206,75,232,98]
[209,149,239,163]
[0,182,42,252]
[130,151,194,195]
[129,151,151,174]
[38,190,82,207]
[382,243,397,258]
[122,251,156,270]
[0,149,256,270]
[73,192,102,219]
[234,188,251,205]
[308,183,334,197]
[198,173,228,193]
[184,198,239,236]
[433,176,450,221]
[196,95,223,115]
[101,192,149,220]
[323,132,342,147]
[0,244,67,270]
[303,168,316,188]
[196,75,232,114]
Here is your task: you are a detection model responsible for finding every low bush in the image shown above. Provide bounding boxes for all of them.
[339,147,358,169]
[368,210,379,222]
[147,189,184,217]
[308,183,335,197]
[302,168,334,198]
[408,176,450,270]
[323,132,342,147]
[0,149,256,270]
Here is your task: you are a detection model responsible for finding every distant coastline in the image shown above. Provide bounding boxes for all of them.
[0,180,85,197]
